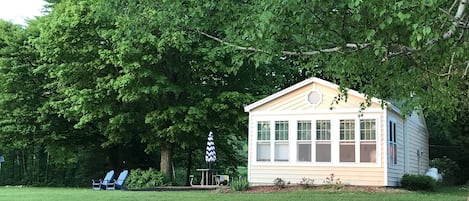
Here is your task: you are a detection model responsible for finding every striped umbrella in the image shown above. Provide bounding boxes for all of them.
[205,131,216,164]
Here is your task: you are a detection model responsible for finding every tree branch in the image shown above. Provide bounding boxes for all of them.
[383,45,417,61]
[448,52,455,80]
[462,62,469,78]
[199,31,371,56]
[307,7,344,42]
[443,0,468,39]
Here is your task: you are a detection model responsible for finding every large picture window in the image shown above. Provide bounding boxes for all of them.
[275,121,289,161]
[297,120,312,162]
[316,120,331,162]
[256,121,270,161]
[256,117,378,165]
[340,119,355,162]
[360,119,376,162]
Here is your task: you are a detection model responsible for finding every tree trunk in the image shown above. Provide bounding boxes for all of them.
[185,148,193,186]
[160,143,173,182]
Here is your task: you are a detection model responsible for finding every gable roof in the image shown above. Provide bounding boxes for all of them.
[244,77,400,113]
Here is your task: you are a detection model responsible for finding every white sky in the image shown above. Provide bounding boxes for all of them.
[0,0,47,25]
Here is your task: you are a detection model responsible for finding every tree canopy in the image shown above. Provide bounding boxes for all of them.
[0,0,468,185]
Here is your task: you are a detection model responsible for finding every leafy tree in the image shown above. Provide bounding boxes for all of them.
[0,20,48,184]
[187,0,469,182]
[191,0,468,119]
[33,0,304,181]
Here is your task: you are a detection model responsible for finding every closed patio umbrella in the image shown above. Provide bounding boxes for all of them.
[204,131,216,185]
[205,131,216,166]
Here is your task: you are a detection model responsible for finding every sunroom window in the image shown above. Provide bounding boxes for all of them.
[297,120,312,162]
[316,120,331,162]
[360,119,376,163]
[275,121,289,161]
[340,119,355,162]
[256,121,270,161]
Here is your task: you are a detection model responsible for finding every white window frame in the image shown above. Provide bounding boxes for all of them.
[359,119,377,163]
[315,120,332,163]
[388,119,398,167]
[256,121,271,162]
[297,120,312,162]
[274,120,289,162]
[339,119,356,163]
[252,114,380,167]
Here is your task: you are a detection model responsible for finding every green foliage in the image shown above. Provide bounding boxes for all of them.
[429,157,460,185]
[400,174,436,191]
[0,186,468,201]
[2,0,469,188]
[273,178,287,188]
[323,173,344,190]
[125,168,166,189]
[230,177,249,191]
[299,177,315,188]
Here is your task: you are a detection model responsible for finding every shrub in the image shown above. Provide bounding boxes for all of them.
[323,173,344,190]
[429,156,460,185]
[125,168,166,189]
[230,177,249,191]
[400,174,436,191]
[273,177,286,188]
[299,177,315,188]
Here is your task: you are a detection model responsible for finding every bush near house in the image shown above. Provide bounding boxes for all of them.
[125,168,166,189]
[400,174,436,191]
[429,156,460,185]
[230,177,249,191]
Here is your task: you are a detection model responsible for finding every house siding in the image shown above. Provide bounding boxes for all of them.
[405,111,429,175]
[249,165,384,186]
[386,111,405,186]
[247,110,386,186]
[245,78,428,187]
[251,82,381,112]
[246,81,387,186]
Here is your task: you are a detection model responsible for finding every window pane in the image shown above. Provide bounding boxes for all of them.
[388,121,398,165]
[389,121,393,142]
[275,121,289,140]
[275,143,289,161]
[360,142,376,162]
[389,142,394,164]
[256,143,270,161]
[340,142,355,162]
[316,120,331,140]
[297,143,311,162]
[257,121,270,140]
[340,120,355,140]
[316,142,331,162]
[360,119,376,140]
[297,121,311,140]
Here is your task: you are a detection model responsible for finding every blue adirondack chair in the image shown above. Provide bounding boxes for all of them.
[113,170,129,190]
[92,170,114,190]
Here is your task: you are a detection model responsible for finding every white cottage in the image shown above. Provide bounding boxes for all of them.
[244,77,429,186]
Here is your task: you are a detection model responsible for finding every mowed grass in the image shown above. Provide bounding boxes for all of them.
[0,186,467,201]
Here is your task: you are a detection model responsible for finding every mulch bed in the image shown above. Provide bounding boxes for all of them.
[219,185,407,193]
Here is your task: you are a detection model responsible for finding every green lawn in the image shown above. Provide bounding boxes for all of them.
[0,186,466,201]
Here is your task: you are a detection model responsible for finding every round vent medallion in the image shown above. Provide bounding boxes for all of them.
[307,90,322,105]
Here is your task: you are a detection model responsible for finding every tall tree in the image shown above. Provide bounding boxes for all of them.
[194,0,469,118]
[34,0,303,180]
[0,20,48,184]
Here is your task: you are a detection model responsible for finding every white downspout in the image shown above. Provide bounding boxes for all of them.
[403,120,407,174]
[384,113,388,186]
